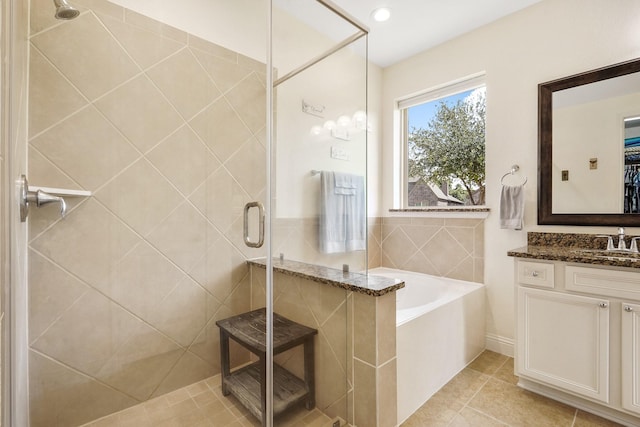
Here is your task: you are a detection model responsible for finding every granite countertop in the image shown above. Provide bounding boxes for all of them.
[247,258,405,296]
[507,232,640,269]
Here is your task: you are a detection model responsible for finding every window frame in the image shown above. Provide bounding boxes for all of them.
[396,73,487,209]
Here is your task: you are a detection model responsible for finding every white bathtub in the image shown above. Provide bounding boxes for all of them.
[368,267,486,425]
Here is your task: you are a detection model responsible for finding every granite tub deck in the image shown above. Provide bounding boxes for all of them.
[247,258,405,295]
[508,231,640,268]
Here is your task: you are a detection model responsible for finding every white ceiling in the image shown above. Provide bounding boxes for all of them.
[277,0,543,68]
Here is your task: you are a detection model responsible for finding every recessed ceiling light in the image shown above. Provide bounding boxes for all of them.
[371,7,391,22]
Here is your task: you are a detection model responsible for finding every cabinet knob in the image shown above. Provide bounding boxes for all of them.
[531,271,539,277]
[624,305,634,312]
[599,302,608,309]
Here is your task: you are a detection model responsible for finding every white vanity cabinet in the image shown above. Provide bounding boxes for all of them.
[622,302,640,416]
[517,286,610,403]
[514,260,640,425]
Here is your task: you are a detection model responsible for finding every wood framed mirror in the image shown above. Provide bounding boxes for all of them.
[538,58,640,225]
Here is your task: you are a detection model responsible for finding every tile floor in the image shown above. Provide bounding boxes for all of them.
[83,350,627,427]
[81,374,337,427]
[401,351,625,427]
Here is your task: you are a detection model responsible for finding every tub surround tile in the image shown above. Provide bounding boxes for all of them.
[248,258,404,297]
[380,215,484,283]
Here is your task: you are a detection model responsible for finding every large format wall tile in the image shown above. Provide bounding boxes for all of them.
[27,6,268,424]
[28,48,87,136]
[147,48,221,120]
[31,13,139,101]
[95,75,183,153]
[29,350,138,427]
[147,125,220,196]
[99,14,185,70]
[94,158,183,236]
[30,106,140,190]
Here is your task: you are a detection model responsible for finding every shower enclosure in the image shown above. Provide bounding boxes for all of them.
[2,0,368,425]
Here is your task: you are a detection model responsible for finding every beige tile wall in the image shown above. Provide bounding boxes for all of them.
[250,266,351,424]
[376,217,485,283]
[27,4,264,426]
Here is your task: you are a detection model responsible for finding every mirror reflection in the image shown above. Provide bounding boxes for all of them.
[552,72,640,214]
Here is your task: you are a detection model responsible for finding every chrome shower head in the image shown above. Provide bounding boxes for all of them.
[54,0,80,20]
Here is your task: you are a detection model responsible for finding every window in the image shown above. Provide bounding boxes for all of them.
[398,75,486,207]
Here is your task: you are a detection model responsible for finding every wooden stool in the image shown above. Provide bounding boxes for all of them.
[216,308,317,426]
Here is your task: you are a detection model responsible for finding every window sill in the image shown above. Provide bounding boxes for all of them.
[388,207,490,219]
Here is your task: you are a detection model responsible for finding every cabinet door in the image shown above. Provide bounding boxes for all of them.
[622,302,640,416]
[517,287,610,403]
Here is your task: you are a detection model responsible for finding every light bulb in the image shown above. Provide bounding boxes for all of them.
[323,120,336,130]
[337,115,352,127]
[371,7,390,22]
[310,125,322,136]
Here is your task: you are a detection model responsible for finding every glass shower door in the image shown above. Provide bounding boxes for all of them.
[22,0,269,425]
[267,1,369,425]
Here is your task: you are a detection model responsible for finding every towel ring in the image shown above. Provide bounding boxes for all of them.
[501,165,527,186]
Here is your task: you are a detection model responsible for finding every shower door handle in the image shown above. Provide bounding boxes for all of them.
[243,201,265,248]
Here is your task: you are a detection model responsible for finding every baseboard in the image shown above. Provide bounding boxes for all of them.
[485,333,514,357]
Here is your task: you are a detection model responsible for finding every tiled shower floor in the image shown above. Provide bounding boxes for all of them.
[81,374,338,427]
[82,350,626,427]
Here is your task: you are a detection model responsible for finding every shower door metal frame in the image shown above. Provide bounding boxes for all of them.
[265,1,367,425]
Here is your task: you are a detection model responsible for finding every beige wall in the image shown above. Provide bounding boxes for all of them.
[27,5,263,425]
[381,0,640,354]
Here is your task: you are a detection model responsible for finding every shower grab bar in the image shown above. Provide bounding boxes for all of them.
[19,175,91,222]
[243,201,265,248]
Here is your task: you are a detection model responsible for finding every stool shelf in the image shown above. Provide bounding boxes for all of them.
[224,361,309,420]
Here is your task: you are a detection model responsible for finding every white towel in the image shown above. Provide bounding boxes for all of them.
[334,172,357,195]
[319,171,366,253]
[500,185,525,230]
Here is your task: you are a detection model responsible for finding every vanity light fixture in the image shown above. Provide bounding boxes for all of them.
[371,7,391,22]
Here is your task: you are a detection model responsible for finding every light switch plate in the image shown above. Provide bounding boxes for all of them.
[331,146,350,161]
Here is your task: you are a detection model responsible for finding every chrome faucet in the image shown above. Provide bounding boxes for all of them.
[618,227,627,251]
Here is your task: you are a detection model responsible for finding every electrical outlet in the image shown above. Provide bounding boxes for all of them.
[561,170,569,181]
[589,158,598,169]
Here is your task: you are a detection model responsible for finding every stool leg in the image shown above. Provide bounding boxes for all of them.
[260,355,267,427]
[220,330,230,396]
[304,339,315,410]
